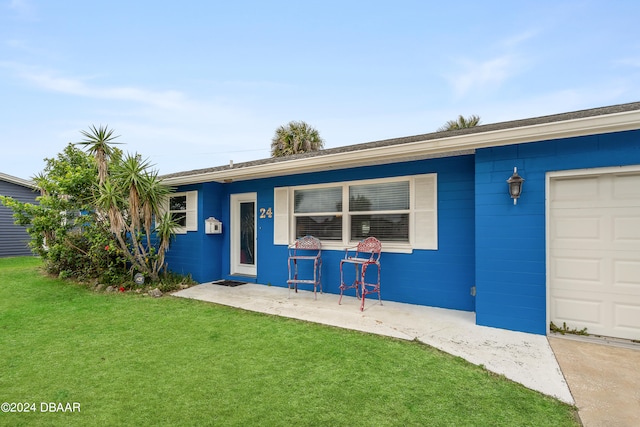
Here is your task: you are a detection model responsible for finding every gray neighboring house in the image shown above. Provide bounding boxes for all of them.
[0,172,37,257]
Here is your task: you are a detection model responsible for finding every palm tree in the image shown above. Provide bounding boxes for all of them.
[76,125,121,185]
[437,115,481,132]
[271,121,324,157]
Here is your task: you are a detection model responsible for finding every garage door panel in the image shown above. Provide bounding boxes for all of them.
[551,176,599,202]
[549,170,640,341]
[614,304,640,331]
[613,173,640,199]
[552,217,600,240]
[551,295,602,325]
[553,257,601,282]
[613,260,640,289]
[552,282,612,299]
[613,215,640,243]
[552,295,640,339]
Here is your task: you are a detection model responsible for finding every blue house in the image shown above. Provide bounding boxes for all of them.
[161,102,640,340]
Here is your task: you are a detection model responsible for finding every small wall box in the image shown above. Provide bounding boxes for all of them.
[205,217,222,234]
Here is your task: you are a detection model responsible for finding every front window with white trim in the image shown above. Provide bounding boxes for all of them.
[293,186,342,240]
[349,181,409,242]
[163,190,198,234]
[169,194,188,227]
[274,174,437,251]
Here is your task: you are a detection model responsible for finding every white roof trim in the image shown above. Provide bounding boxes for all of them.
[0,172,36,189]
[163,108,640,185]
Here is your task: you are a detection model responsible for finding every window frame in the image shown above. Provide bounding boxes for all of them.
[347,180,410,243]
[169,194,188,228]
[275,174,437,253]
[292,183,344,242]
[163,190,198,234]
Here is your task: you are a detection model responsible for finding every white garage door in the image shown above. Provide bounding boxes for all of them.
[549,169,640,341]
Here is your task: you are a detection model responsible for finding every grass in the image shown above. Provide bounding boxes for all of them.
[0,257,579,426]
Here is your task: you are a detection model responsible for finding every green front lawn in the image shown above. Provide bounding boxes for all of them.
[0,257,579,426]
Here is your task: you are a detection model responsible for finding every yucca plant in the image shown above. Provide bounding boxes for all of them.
[76,124,121,185]
[78,126,177,280]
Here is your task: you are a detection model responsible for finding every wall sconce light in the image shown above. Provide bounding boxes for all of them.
[507,167,524,205]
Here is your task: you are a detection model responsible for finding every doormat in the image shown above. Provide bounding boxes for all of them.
[213,280,248,287]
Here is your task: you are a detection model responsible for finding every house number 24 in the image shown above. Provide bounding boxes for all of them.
[259,207,273,219]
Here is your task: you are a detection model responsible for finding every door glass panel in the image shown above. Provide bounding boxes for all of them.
[240,201,255,265]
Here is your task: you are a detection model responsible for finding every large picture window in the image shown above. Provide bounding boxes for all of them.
[274,174,437,251]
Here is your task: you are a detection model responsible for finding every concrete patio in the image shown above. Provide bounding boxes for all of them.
[173,282,574,404]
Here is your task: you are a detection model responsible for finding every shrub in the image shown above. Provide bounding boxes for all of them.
[1,127,182,288]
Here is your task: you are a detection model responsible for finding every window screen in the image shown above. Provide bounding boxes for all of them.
[349,181,409,242]
[294,186,342,240]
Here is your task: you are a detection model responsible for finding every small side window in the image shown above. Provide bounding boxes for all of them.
[162,190,198,233]
[169,195,188,227]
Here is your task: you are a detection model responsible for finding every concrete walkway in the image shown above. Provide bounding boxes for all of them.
[173,282,574,404]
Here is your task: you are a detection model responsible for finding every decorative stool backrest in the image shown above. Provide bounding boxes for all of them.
[289,235,322,256]
[296,235,321,250]
[356,237,381,262]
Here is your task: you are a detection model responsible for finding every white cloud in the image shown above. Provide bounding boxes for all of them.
[444,29,539,99]
[2,64,268,125]
[500,29,539,48]
[21,71,189,110]
[0,63,206,112]
[447,55,521,98]
[0,62,281,175]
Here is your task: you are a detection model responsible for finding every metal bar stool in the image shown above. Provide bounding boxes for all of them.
[287,235,322,299]
[339,237,382,311]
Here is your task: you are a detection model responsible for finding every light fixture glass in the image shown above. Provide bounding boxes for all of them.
[507,167,524,205]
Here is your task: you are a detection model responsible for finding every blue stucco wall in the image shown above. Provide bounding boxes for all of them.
[475,129,640,334]
[164,181,224,282]
[169,154,476,312]
[165,128,640,335]
[235,154,476,311]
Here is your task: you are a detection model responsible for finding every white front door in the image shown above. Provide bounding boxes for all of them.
[548,167,640,340]
[231,193,257,276]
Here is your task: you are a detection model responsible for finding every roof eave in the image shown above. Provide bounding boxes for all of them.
[0,172,36,189]
[162,109,640,185]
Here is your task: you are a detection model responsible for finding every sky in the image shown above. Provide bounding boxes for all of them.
[1,0,639,180]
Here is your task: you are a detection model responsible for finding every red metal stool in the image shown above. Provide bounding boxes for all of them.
[339,237,381,311]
